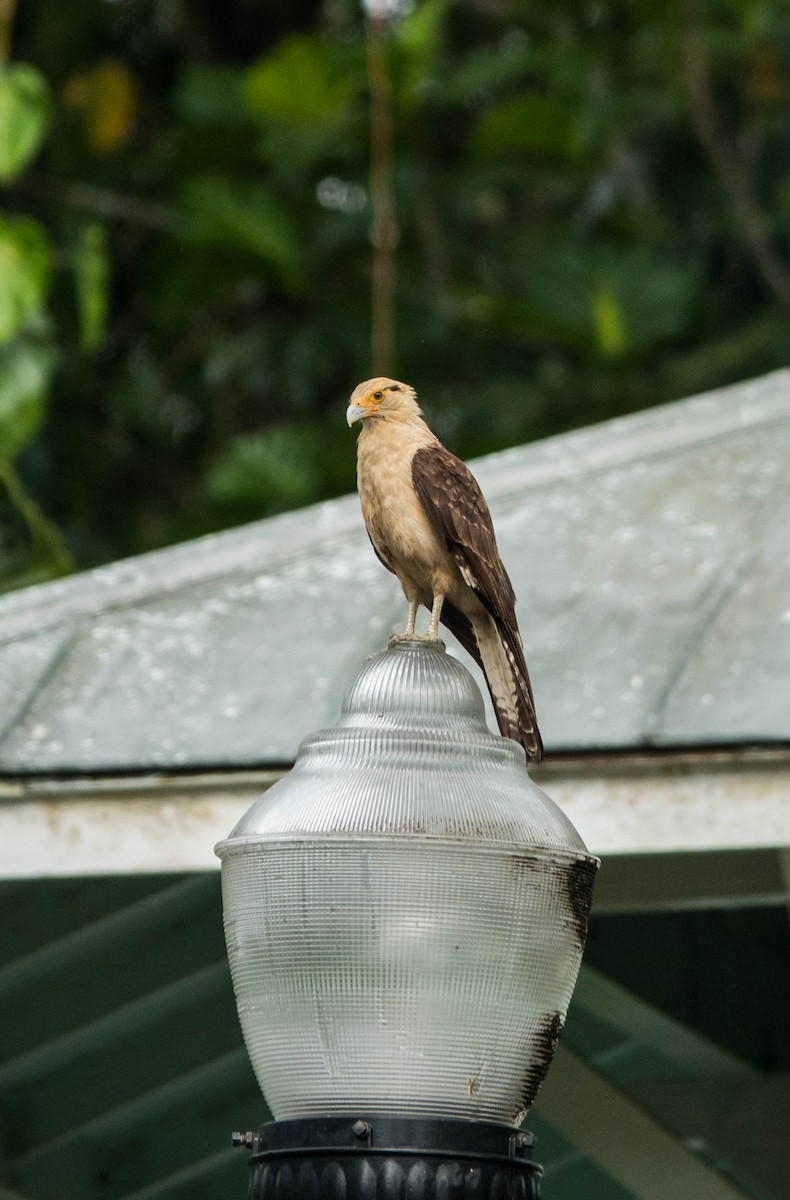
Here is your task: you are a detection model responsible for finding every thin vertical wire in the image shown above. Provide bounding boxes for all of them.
[366,12,398,375]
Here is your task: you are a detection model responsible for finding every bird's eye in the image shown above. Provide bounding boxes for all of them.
[373,391,383,400]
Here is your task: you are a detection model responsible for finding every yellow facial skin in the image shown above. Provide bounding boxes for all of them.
[346,377,416,425]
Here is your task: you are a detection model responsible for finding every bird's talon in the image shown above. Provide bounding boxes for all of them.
[391,632,444,644]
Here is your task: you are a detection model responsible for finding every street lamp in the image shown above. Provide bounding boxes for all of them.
[216,639,598,1198]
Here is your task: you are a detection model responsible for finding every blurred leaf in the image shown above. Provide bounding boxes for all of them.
[472,93,577,157]
[0,339,55,458]
[397,0,449,58]
[63,59,137,154]
[0,454,72,588]
[0,64,50,182]
[441,44,531,108]
[458,289,590,353]
[591,288,627,357]
[0,215,51,345]
[181,176,303,292]
[519,243,698,357]
[206,425,320,512]
[74,223,109,351]
[244,39,365,171]
[605,252,698,353]
[395,0,449,110]
[245,37,358,125]
[176,65,249,124]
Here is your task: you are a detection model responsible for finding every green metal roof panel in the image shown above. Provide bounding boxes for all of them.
[0,369,788,772]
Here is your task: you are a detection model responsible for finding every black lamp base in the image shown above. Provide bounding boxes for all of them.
[240,1115,542,1199]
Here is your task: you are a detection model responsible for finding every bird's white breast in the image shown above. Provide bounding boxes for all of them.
[356,420,446,578]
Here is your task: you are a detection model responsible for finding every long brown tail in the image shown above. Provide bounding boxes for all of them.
[474,613,544,762]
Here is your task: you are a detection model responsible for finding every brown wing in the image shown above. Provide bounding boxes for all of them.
[411,444,516,625]
[411,444,543,761]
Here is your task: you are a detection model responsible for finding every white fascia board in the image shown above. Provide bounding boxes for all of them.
[0,750,788,880]
[543,748,790,855]
[0,772,281,879]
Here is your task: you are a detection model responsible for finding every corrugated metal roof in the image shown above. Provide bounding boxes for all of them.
[1,369,788,773]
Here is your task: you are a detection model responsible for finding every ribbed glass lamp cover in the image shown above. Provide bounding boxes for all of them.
[216,640,598,1125]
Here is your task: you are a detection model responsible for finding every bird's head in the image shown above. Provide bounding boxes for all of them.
[346,377,422,426]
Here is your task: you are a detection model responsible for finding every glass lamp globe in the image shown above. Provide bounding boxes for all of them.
[216,639,598,1125]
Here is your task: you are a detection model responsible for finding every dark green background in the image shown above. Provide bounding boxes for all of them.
[3,0,790,584]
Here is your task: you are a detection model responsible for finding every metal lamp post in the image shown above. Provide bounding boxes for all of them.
[216,639,599,1198]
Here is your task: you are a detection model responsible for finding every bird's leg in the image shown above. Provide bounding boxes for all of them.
[389,589,421,643]
[402,598,419,639]
[426,592,445,641]
[389,583,444,644]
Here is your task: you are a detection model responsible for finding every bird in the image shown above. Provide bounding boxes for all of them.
[346,376,543,762]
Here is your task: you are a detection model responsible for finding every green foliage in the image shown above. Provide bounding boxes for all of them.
[207,425,322,515]
[244,37,366,173]
[0,64,49,182]
[0,339,54,456]
[73,222,109,351]
[181,176,303,292]
[245,36,358,125]
[512,242,698,358]
[472,94,577,157]
[0,214,50,343]
[176,66,249,126]
[0,54,67,587]
[394,0,450,110]
[1,0,790,589]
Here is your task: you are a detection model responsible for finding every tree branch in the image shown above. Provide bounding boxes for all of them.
[0,0,17,64]
[8,172,180,233]
[0,457,73,578]
[680,9,790,307]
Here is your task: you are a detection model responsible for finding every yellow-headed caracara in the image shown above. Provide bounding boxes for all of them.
[347,376,543,762]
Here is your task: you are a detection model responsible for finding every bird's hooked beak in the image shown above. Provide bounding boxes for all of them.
[346,403,367,427]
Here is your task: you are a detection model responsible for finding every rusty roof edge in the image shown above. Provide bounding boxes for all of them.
[1,743,788,803]
[2,747,789,878]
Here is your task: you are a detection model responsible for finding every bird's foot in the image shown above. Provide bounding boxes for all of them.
[388,631,443,645]
[388,596,444,645]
